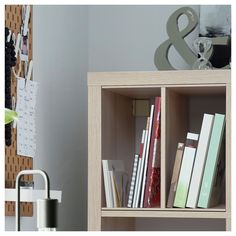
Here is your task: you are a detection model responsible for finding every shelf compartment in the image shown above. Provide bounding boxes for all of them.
[101,87,161,208]
[164,85,226,209]
[88,70,231,231]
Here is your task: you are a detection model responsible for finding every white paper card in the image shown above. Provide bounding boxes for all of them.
[16,79,38,157]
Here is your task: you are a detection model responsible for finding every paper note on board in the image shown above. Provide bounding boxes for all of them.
[16,79,38,158]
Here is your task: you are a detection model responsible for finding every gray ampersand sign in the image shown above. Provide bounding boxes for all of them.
[154,7,199,70]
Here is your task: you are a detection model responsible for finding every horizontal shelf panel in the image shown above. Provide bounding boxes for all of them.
[102,207,228,219]
[88,70,230,86]
[102,85,226,99]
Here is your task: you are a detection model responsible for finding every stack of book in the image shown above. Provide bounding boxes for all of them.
[167,113,225,209]
[128,96,161,208]
[102,160,129,208]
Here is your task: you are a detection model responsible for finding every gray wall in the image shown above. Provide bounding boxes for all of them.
[6,5,208,231]
[5,5,88,231]
[88,5,199,71]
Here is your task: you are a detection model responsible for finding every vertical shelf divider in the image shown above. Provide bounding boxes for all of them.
[225,83,231,219]
[88,85,102,231]
[160,87,166,209]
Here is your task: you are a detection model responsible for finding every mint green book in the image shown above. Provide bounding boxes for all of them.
[197,113,225,208]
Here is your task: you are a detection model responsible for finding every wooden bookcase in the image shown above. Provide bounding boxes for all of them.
[87,70,231,231]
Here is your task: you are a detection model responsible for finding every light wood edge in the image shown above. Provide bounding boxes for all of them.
[88,70,231,86]
[226,217,231,231]
[225,83,231,216]
[161,87,166,208]
[102,84,226,89]
[88,86,102,231]
[101,210,229,219]
[102,206,226,212]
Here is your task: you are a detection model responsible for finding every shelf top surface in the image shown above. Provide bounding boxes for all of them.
[88,70,231,86]
[101,206,229,219]
[102,205,226,212]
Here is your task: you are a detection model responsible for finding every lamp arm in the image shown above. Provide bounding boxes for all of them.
[15,169,50,231]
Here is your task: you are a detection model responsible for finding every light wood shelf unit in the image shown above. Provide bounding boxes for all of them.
[88,70,231,231]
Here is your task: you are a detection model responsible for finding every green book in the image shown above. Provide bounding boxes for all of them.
[198,113,225,208]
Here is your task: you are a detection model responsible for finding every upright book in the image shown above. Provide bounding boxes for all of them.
[102,160,127,207]
[173,132,199,208]
[198,113,225,208]
[102,160,114,208]
[127,154,139,208]
[167,142,185,208]
[186,114,214,208]
[143,97,161,208]
[139,104,155,207]
[132,129,146,207]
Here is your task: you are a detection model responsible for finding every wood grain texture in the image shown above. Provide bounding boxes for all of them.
[101,90,135,207]
[88,86,102,231]
[165,89,188,206]
[101,209,229,219]
[88,70,230,86]
[101,217,135,231]
[226,217,231,231]
[88,70,231,231]
[225,84,231,215]
[5,4,33,217]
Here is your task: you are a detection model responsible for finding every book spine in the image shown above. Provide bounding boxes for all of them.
[144,97,161,208]
[140,105,155,207]
[198,113,225,208]
[102,160,112,208]
[133,118,150,208]
[173,132,199,208]
[132,130,145,208]
[167,143,184,208]
[109,170,117,207]
[186,114,214,208]
[127,154,139,208]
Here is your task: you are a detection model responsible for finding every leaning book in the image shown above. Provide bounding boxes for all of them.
[173,133,199,208]
[127,154,139,208]
[186,114,214,208]
[167,142,184,208]
[198,113,225,208]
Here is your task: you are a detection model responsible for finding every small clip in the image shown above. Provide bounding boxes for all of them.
[25,60,33,89]
[7,30,11,42]
[15,33,21,58]
[12,96,17,128]
[24,61,28,77]
[23,5,30,36]
[12,33,16,44]
[12,33,22,79]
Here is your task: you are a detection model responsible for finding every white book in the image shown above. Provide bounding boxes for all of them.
[110,171,118,207]
[186,114,214,208]
[102,160,113,208]
[132,130,146,208]
[134,122,150,208]
[102,160,125,208]
[127,154,139,207]
[140,105,155,207]
[173,132,199,208]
